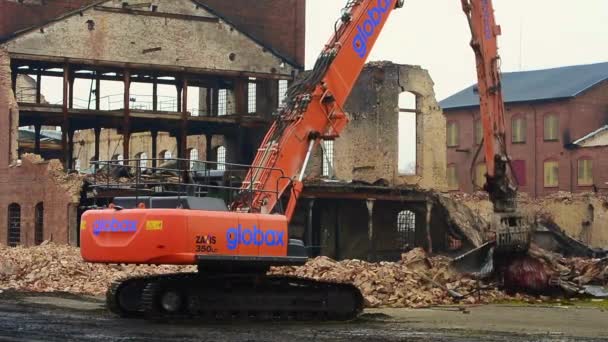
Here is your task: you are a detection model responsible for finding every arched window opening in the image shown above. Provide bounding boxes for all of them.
[397,210,416,250]
[398,92,417,175]
[216,146,226,171]
[322,140,334,178]
[189,148,199,170]
[474,163,487,189]
[35,202,44,246]
[7,203,21,247]
[135,152,148,170]
[159,150,172,162]
[111,154,124,166]
[447,164,459,191]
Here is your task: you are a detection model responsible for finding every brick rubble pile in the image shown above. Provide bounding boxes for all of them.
[0,242,195,295]
[1,243,606,308]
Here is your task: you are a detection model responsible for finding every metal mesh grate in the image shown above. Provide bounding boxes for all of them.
[248,82,257,114]
[278,80,289,107]
[322,140,334,177]
[397,210,416,250]
[7,204,21,247]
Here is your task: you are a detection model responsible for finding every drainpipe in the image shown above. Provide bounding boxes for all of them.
[531,104,538,198]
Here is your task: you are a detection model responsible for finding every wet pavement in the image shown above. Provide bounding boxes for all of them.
[0,292,606,342]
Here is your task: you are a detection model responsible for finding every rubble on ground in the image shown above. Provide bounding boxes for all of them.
[271,248,521,308]
[1,243,606,307]
[0,242,195,295]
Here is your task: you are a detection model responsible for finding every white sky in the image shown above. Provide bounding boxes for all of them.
[35,0,608,171]
[306,0,608,172]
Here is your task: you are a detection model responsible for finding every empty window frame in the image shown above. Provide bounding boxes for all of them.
[577,158,593,186]
[474,163,487,189]
[217,146,226,171]
[544,114,559,141]
[278,80,289,107]
[135,152,148,169]
[474,119,483,145]
[544,160,559,188]
[189,148,199,170]
[35,202,44,246]
[512,116,527,143]
[447,164,459,191]
[248,82,257,114]
[7,203,21,247]
[447,121,459,147]
[322,140,334,177]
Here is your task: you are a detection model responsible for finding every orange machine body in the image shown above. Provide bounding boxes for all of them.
[81,209,288,265]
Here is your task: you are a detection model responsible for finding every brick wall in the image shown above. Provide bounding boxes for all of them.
[445,80,608,196]
[199,0,306,67]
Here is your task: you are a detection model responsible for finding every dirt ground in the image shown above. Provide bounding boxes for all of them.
[0,291,606,342]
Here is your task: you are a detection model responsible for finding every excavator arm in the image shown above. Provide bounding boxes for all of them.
[234,0,405,220]
[462,0,531,252]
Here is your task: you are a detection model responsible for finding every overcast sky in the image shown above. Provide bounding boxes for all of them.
[306,0,608,100]
[305,0,608,172]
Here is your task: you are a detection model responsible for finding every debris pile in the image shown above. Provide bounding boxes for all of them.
[0,242,195,295]
[271,248,517,308]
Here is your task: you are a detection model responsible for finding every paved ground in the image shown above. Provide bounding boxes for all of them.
[0,291,607,342]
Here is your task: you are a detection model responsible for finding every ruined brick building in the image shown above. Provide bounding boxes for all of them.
[441,62,608,197]
[0,0,305,246]
[0,0,454,260]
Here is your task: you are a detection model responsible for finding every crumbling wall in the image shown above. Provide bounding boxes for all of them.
[453,192,608,249]
[0,48,19,165]
[329,62,446,190]
[0,154,82,246]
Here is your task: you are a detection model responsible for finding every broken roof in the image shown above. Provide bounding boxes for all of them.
[440,62,608,110]
[572,125,608,148]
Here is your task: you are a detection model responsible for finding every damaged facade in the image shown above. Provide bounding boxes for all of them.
[294,62,451,261]
[0,0,304,246]
[1,1,459,259]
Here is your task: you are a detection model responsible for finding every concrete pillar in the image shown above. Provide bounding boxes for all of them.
[306,199,315,257]
[35,70,42,104]
[123,70,131,162]
[152,77,158,112]
[62,65,70,168]
[34,124,41,155]
[180,79,188,165]
[234,78,248,115]
[366,199,375,262]
[212,86,219,116]
[68,71,75,109]
[93,127,101,170]
[176,83,183,113]
[94,74,100,111]
[205,134,213,163]
[425,201,434,254]
[151,130,158,168]
[68,129,75,170]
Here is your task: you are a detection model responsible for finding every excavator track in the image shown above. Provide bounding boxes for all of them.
[108,273,364,322]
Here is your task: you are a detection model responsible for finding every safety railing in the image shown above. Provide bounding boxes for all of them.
[88,158,290,213]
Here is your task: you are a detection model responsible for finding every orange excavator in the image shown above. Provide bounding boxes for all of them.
[81,0,529,321]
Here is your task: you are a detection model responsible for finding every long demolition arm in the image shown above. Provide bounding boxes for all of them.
[462,0,517,213]
[234,0,404,219]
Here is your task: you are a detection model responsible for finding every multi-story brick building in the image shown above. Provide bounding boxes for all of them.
[0,0,305,246]
[440,62,608,197]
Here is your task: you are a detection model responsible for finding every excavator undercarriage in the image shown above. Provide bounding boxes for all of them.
[107,272,363,321]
